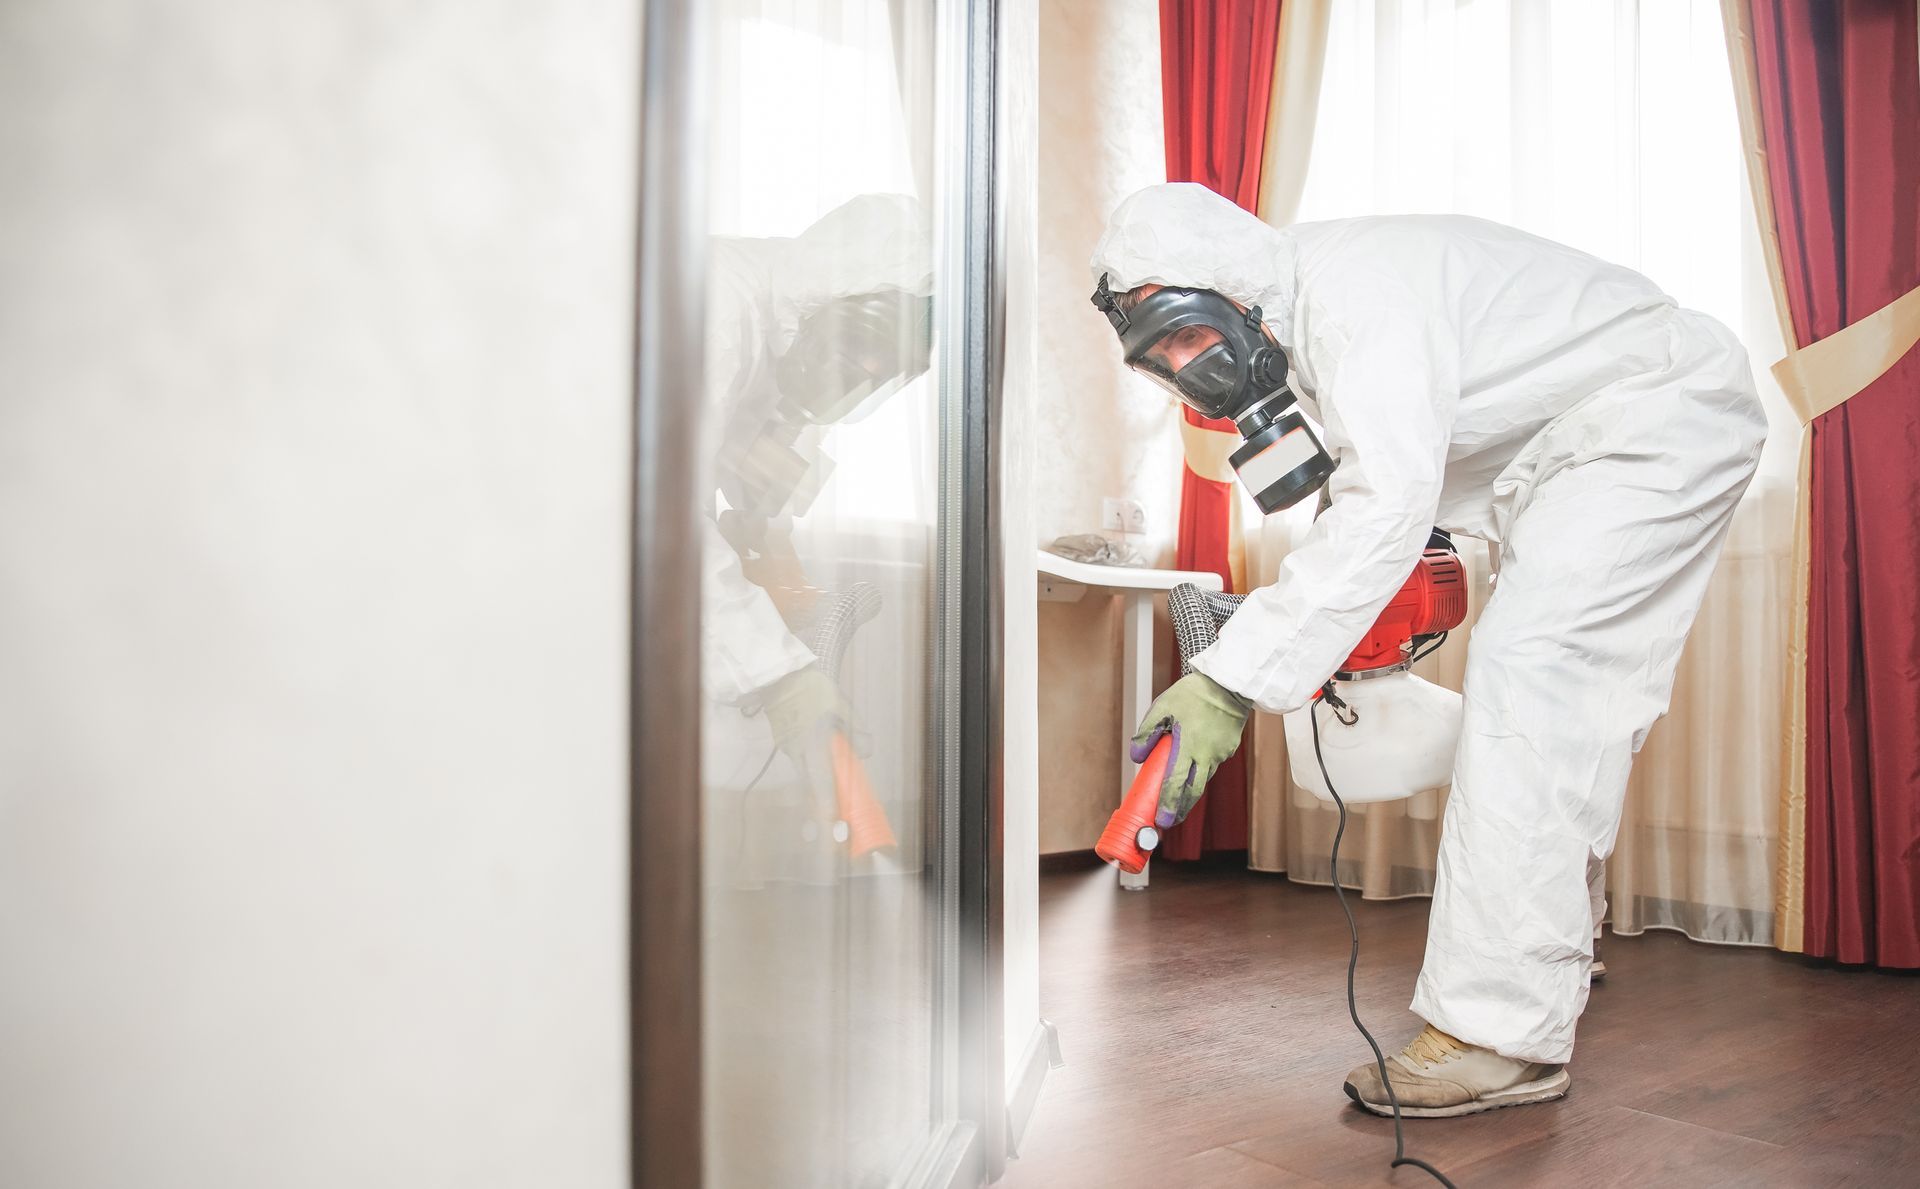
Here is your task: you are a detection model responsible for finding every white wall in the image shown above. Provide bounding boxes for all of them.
[1035,0,1179,853]
[0,4,633,1187]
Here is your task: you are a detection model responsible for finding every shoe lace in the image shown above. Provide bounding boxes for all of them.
[1403,1025,1467,1069]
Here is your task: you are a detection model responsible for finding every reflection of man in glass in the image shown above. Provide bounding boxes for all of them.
[701,194,932,765]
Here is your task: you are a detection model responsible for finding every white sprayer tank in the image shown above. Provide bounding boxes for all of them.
[1284,670,1463,804]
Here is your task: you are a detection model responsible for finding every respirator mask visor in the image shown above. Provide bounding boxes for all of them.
[1129,323,1243,408]
[776,289,934,427]
[1091,274,1334,513]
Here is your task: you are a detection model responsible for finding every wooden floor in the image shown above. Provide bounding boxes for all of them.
[1003,858,1919,1189]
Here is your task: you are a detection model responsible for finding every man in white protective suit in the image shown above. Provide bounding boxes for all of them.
[1093,183,1767,1116]
[701,194,931,788]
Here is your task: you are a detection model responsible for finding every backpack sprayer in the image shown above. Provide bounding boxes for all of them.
[1097,545,1467,874]
[1093,541,1471,1189]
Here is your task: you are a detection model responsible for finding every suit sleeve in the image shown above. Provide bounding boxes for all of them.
[1190,310,1459,714]
[700,515,818,706]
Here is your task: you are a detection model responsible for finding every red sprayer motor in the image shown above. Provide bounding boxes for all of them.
[1096,548,1468,874]
[1333,548,1468,679]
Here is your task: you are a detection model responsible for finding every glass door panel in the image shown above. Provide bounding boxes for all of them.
[695,2,964,1185]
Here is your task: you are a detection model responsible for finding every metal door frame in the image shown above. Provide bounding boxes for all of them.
[630,0,707,1184]
[948,0,1006,1182]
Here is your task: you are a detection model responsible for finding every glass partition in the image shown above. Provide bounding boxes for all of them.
[694,2,968,1184]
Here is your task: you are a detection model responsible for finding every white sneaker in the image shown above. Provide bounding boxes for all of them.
[1342,1025,1570,1118]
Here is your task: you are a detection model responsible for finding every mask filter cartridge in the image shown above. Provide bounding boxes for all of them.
[1230,403,1335,513]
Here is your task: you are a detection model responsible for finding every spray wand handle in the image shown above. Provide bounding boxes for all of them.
[1095,735,1174,874]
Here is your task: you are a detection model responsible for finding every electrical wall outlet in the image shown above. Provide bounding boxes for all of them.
[1101,497,1147,535]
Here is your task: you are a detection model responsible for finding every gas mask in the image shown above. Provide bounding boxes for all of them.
[777,289,933,429]
[720,289,933,521]
[1091,274,1333,513]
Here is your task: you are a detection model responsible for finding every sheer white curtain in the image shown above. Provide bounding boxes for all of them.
[1248,0,1799,946]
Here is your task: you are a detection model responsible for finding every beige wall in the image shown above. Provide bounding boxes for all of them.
[1035,0,1180,853]
[0,4,632,1186]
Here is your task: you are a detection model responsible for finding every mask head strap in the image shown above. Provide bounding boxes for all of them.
[1090,273,1130,333]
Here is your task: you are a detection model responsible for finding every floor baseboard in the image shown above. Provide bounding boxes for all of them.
[1038,848,1250,875]
[1004,1018,1063,1159]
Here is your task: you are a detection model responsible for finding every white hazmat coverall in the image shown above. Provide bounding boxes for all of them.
[701,194,933,706]
[1091,183,1767,1063]
[700,196,930,887]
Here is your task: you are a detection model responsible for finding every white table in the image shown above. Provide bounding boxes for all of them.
[1036,549,1224,889]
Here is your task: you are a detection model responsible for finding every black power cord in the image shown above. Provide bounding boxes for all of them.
[1311,699,1459,1189]
[1407,630,1449,668]
[734,746,782,868]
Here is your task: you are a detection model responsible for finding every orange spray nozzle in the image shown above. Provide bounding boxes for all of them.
[1096,735,1173,874]
[830,730,897,858]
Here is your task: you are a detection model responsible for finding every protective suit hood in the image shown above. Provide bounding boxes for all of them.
[769,193,933,355]
[1089,182,1299,349]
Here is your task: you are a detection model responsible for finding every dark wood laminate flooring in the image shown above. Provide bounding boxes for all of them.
[1004,859,1919,1189]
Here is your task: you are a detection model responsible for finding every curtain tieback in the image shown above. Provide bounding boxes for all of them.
[1179,415,1240,484]
[1772,282,1920,425]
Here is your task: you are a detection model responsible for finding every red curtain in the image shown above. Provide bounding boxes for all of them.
[1154,0,1283,860]
[1747,0,1920,967]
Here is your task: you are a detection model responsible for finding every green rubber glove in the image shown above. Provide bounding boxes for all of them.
[1128,672,1253,829]
[759,666,852,758]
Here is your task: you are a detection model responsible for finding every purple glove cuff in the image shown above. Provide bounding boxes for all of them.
[1155,787,1186,830]
[1130,720,1179,765]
